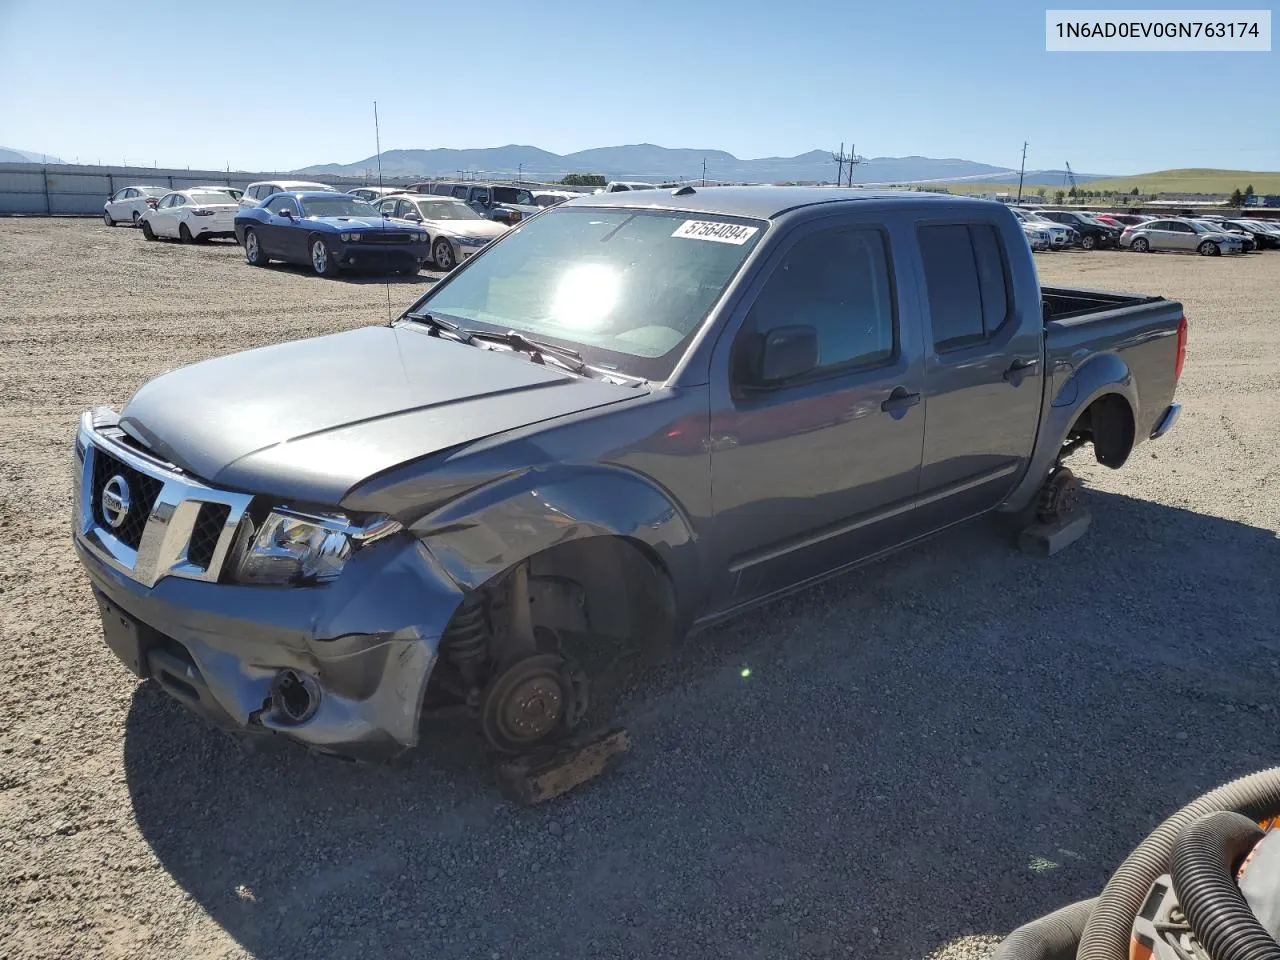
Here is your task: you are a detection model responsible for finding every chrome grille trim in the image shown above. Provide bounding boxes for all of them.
[74,411,253,587]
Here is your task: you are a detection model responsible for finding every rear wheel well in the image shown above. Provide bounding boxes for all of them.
[1067,393,1135,468]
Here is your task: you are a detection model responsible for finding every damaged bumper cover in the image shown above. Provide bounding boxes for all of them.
[73,415,462,760]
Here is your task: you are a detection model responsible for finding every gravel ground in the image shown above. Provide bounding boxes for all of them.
[2,219,1279,960]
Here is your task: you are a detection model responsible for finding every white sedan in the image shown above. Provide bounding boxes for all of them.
[103,185,170,226]
[139,189,240,243]
[375,194,510,270]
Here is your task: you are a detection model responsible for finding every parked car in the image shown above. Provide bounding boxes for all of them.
[103,185,170,226]
[139,189,240,243]
[532,190,588,207]
[1106,214,1155,228]
[599,181,658,192]
[374,194,509,270]
[1192,219,1256,252]
[1119,218,1246,256]
[239,180,337,209]
[193,185,243,201]
[1036,210,1123,249]
[1010,208,1073,248]
[1020,221,1052,251]
[1091,213,1124,228]
[347,186,403,204]
[1226,219,1280,249]
[407,182,540,224]
[233,192,430,275]
[73,187,1186,760]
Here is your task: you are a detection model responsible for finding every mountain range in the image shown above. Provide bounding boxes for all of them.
[295,143,1108,186]
[0,146,64,164]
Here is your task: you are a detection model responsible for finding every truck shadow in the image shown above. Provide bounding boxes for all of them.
[123,489,1280,960]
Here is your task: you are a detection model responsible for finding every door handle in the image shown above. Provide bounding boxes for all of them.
[881,386,921,414]
[1003,357,1040,382]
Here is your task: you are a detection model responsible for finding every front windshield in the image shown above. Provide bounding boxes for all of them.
[411,207,766,380]
[492,187,534,205]
[416,199,483,221]
[300,197,380,218]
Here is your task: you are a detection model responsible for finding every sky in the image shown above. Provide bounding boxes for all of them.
[0,0,1275,176]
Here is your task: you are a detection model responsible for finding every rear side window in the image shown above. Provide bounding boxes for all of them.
[737,227,896,381]
[918,223,1011,353]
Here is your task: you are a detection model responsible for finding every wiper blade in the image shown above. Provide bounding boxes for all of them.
[464,329,586,373]
[402,312,474,343]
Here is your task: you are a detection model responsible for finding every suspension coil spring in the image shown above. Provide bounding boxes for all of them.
[441,595,489,686]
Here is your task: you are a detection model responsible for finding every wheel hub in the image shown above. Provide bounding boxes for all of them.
[480,653,584,754]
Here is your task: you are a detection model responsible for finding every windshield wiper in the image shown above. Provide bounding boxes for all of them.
[401,311,474,344]
[464,329,587,374]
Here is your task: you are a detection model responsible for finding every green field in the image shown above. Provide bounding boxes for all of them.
[895,168,1280,198]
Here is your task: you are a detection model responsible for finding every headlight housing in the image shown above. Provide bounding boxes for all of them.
[234,509,402,586]
[339,232,362,242]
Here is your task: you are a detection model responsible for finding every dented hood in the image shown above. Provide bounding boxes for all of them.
[119,325,639,504]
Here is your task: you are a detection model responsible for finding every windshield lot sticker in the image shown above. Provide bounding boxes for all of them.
[672,220,759,244]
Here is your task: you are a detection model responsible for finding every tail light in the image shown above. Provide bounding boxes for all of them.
[1174,315,1188,381]
[192,208,215,217]
[146,197,159,208]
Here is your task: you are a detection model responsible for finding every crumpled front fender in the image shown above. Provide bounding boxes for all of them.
[411,463,699,613]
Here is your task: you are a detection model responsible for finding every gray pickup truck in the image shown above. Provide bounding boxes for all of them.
[73,187,1187,760]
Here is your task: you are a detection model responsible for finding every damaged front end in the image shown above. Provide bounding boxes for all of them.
[73,408,465,760]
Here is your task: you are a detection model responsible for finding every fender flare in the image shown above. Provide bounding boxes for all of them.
[409,463,700,622]
[1002,352,1137,513]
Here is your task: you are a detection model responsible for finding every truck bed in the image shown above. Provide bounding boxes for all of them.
[1041,286,1165,322]
[1040,285,1184,445]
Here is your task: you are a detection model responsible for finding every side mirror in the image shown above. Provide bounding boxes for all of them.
[405,212,422,223]
[756,325,819,385]
[280,208,294,219]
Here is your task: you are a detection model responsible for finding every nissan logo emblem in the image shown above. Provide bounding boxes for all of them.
[101,475,131,529]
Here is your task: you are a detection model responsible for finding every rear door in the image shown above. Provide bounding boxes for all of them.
[913,218,1043,524]
[707,217,927,609]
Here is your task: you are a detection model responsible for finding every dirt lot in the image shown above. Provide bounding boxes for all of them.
[2,219,1279,960]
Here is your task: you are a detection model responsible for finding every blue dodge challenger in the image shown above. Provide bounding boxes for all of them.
[233,192,431,276]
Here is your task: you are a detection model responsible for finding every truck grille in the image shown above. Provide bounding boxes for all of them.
[74,412,254,588]
[91,449,163,549]
[188,503,232,570]
[363,232,411,244]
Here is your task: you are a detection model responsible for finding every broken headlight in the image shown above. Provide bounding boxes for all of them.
[234,509,402,586]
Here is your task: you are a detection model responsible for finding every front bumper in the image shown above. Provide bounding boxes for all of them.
[335,241,428,272]
[73,415,462,760]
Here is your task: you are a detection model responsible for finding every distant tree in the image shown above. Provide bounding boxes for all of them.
[1036,187,1047,198]
[1054,190,1066,204]
[561,173,606,187]
[1245,184,1256,197]
[1229,188,1245,206]
[1131,187,1140,195]
[1068,186,1078,198]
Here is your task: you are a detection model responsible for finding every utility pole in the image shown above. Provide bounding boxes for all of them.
[701,157,706,186]
[1016,141,1028,203]
[832,142,846,186]
[844,144,865,187]
[518,162,523,183]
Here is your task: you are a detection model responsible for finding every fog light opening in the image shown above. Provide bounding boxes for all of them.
[269,670,319,724]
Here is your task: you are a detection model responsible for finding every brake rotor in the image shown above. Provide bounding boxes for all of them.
[1038,467,1082,524]
[480,654,585,755]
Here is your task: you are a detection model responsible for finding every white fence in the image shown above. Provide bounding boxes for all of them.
[0,163,428,216]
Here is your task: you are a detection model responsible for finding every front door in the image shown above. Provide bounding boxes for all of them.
[912,220,1043,525]
[150,194,178,236]
[708,219,926,610]
[261,194,304,260]
[1166,220,1198,251]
